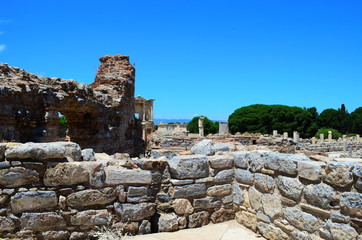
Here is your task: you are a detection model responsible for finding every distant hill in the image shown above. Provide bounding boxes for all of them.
[154,119,226,125]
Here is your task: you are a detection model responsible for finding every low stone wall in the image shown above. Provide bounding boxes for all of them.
[0,142,361,240]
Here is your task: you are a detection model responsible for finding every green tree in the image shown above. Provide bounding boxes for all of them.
[315,128,342,139]
[187,116,218,135]
[351,107,362,134]
[317,104,351,133]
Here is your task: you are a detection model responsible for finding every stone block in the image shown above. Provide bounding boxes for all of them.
[214,169,234,182]
[340,192,362,217]
[298,161,325,181]
[233,184,244,205]
[114,203,156,221]
[127,186,150,202]
[277,176,304,201]
[170,179,194,186]
[324,162,354,187]
[173,199,194,215]
[158,213,178,232]
[211,208,234,224]
[168,155,209,179]
[11,191,57,214]
[222,194,233,204]
[235,211,257,231]
[320,220,358,240]
[356,178,362,191]
[257,222,289,240]
[212,143,232,152]
[40,231,70,240]
[0,167,39,187]
[104,167,152,185]
[207,184,232,197]
[256,211,271,223]
[248,187,262,211]
[177,216,187,230]
[300,203,330,218]
[171,184,206,198]
[262,194,282,218]
[44,162,89,186]
[0,144,5,161]
[5,142,81,161]
[139,158,168,170]
[235,169,253,185]
[248,151,267,172]
[139,220,151,234]
[70,210,110,229]
[283,207,319,233]
[67,188,117,208]
[207,155,234,169]
[254,173,275,193]
[303,183,336,208]
[191,139,215,156]
[264,152,308,175]
[291,231,317,240]
[0,216,15,233]
[193,197,221,209]
[188,211,209,228]
[20,212,67,231]
[229,151,248,169]
[81,148,96,161]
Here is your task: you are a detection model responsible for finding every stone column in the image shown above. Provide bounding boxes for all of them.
[348,147,352,158]
[198,117,205,137]
[311,137,316,144]
[293,131,299,143]
[357,134,360,142]
[283,132,288,139]
[273,130,278,137]
[328,131,332,142]
[343,141,347,152]
[320,134,324,143]
[219,122,229,135]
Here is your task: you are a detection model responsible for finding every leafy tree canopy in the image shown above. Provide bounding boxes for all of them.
[187,116,218,135]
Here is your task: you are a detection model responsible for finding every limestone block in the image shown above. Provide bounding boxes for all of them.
[171,184,206,198]
[170,179,194,186]
[173,199,194,215]
[212,143,232,152]
[207,155,234,169]
[319,220,358,240]
[298,161,325,181]
[283,207,319,233]
[262,194,282,218]
[0,216,15,233]
[104,167,152,185]
[0,194,8,206]
[353,164,362,178]
[211,208,234,223]
[0,161,10,169]
[257,222,289,240]
[193,197,221,209]
[235,211,257,231]
[188,211,209,228]
[214,169,234,182]
[277,176,304,201]
[138,220,151,234]
[5,142,81,161]
[330,213,350,223]
[303,183,336,208]
[158,213,178,232]
[44,162,89,186]
[340,192,362,217]
[0,167,39,187]
[222,194,233,204]
[233,184,244,205]
[11,191,57,214]
[117,185,126,202]
[40,231,70,240]
[248,151,267,172]
[254,173,275,193]
[235,169,253,185]
[264,152,309,175]
[229,151,248,169]
[248,187,262,211]
[291,231,317,240]
[127,186,150,203]
[20,212,67,231]
[66,188,117,208]
[81,148,96,161]
[168,155,209,179]
[356,178,362,191]
[139,158,168,170]
[256,211,271,223]
[114,203,156,221]
[191,139,215,156]
[177,216,187,230]
[207,184,232,197]
[324,162,354,187]
[0,144,5,161]
[70,210,110,229]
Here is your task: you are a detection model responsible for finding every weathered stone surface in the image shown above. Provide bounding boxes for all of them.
[356,178,362,191]
[277,176,303,200]
[139,220,151,234]
[248,151,267,172]
[235,211,257,231]
[235,169,253,185]
[283,207,319,233]
[193,197,221,209]
[0,194,8,205]
[127,186,150,202]
[44,162,89,186]
[11,191,57,214]
[0,167,39,187]
[177,216,187,230]
[257,222,289,240]
[67,188,117,208]
[168,155,209,179]
[0,216,15,233]
[207,155,234,169]
[256,211,271,223]
[0,144,5,161]
[5,142,81,161]
[212,143,232,152]
[171,184,206,198]
[222,194,233,204]
[304,183,336,208]
[324,162,354,187]
[262,194,282,218]
[233,184,244,205]
[264,152,308,175]
[207,184,232,197]
[20,212,66,231]
[69,232,89,240]
[139,158,168,170]
[248,187,262,211]
[0,161,10,169]
[40,231,70,240]
[173,199,194,215]
[211,208,234,223]
[158,213,178,232]
[170,179,194,186]
[320,220,358,240]
[188,211,209,228]
[214,169,234,182]
[291,231,317,240]
[254,173,275,193]
[191,140,215,156]
[298,161,325,181]
[81,148,96,161]
[114,203,156,221]
[229,151,248,169]
[104,167,152,185]
[70,210,110,229]
[340,192,362,217]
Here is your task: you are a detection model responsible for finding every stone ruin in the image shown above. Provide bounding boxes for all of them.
[0,55,145,156]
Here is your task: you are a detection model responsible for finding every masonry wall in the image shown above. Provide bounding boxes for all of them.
[0,142,361,240]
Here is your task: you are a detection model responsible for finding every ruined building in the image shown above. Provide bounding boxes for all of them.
[0,54,151,156]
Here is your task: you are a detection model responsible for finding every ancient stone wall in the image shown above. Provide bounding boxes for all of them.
[0,142,361,240]
[0,55,142,156]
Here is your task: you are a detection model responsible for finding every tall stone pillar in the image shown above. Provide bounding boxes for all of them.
[328,131,332,142]
[198,117,205,137]
[357,134,360,142]
[219,122,229,135]
[320,134,324,143]
[283,132,288,139]
[273,130,278,137]
[311,137,316,144]
[293,131,299,143]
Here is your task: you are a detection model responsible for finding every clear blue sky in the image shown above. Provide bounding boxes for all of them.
[1,0,361,120]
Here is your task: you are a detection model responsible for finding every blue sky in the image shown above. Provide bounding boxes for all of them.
[1,0,361,120]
